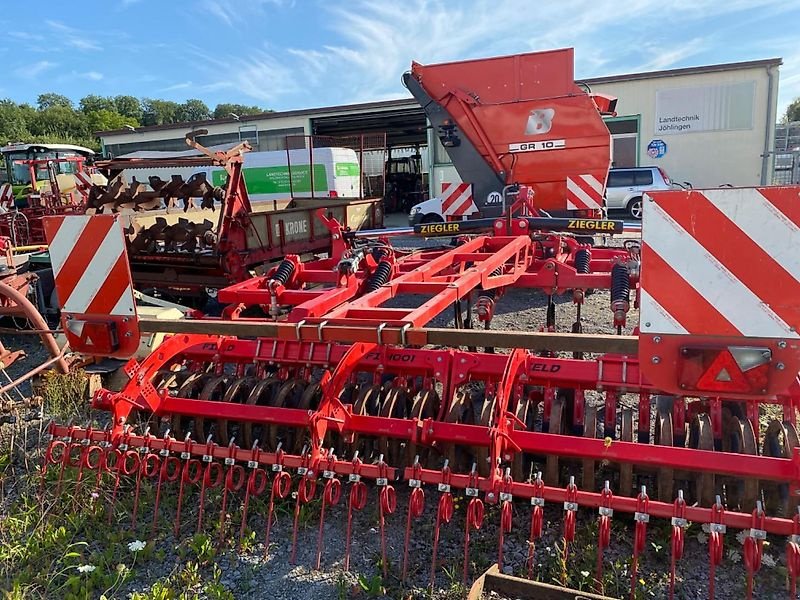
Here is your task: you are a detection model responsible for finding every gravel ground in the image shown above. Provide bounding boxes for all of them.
[0,225,795,599]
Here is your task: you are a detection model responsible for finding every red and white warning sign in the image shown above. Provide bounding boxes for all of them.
[566,174,604,211]
[441,183,478,218]
[43,214,139,357]
[639,186,800,397]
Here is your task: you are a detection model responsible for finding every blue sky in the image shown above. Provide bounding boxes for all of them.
[1,0,798,118]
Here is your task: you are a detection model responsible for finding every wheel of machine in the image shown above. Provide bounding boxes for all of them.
[619,409,634,497]
[195,375,232,442]
[216,376,258,447]
[350,384,386,461]
[378,384,410,466]
[442,389,475,473]
[512,397,536,481]
[270,379,308,452]
[762,420,800,516]
[627,197,643,220]
[171,373,215,440]
[721,410,759,511]
[688,413,716,506]
[475,391,496,478]
[653,407,674,503]
[421,213,444,224]
[405,389,440,467]
[242,377,282,450]
[580,405,599,491]
[544,397,566,486]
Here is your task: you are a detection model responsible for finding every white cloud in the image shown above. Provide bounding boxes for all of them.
[14,60,57,79]
[79,71,104,81]
[45,19,102,51]
[159,81,193,92]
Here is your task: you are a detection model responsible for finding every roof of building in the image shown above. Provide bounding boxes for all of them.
[97,57,782,138]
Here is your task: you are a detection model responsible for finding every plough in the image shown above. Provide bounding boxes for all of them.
[37,178,800,598]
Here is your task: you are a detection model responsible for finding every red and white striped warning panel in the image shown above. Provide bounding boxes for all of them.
[441,183,478,218]
[566,174,604,211]
[0,183,14,209]
[44,215,135,317]
[640,187,799,339]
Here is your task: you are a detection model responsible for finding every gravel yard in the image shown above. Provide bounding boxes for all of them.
[0,230,794,599]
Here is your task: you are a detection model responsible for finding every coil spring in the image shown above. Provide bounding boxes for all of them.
[611,262,630,305]
[574,248,591,274]
[372,247,387,261]
[365,261,392,293]
[272,259,295,285]
[477,267,504,301]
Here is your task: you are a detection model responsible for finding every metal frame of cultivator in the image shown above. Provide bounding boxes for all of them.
[40,186,800,599]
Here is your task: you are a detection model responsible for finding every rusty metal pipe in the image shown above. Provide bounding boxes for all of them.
[0,281,68,373]
[0,347,67,396]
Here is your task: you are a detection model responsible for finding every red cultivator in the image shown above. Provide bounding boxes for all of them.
[39,185,800,598]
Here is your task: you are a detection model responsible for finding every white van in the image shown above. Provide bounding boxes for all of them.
[121,147,362,203]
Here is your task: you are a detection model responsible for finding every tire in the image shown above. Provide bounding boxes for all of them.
[420,213,444,224]
[626,196,643,220]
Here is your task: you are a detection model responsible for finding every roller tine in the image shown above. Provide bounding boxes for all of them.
[265,442,291,560]
[344,450,361,572]
[429,458,454,591]
[315,448,340,570]
[238,439,260,550]
[150,429,172,539]
[463,462,483,586]
[174,432,193,538]
[130,433,150,533]
[630,485,649,600]
[402,455,423,583]
[196,436,217,534]
[668,490,687,600]
[528,471,545,580]
[217,438,238,547]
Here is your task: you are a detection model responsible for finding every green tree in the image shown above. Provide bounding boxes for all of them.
[86,109,139,133]
[29,106,88,139]
[113,95,143,121]
[213,103,266,119]
[36,93,73,110]
[78,94,116,114]
[0,100,34,143]
[141,99,180,126]
[175,98,211,122]
[786,97,800,123]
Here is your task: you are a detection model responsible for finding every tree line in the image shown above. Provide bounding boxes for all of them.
[0,94,269,151]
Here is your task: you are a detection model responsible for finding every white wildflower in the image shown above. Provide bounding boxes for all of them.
[696,532,708,544]
[736,530,748,545]
[727,549,741,563]
[77,565,96,574]
[128,540,146,552]
[580,570,590,578]
[90,492,99,502]
[762,554,776,568]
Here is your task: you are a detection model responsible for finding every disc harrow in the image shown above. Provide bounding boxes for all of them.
[39,185,800,598]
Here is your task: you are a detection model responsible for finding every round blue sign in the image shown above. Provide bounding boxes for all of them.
[647,139,667,159]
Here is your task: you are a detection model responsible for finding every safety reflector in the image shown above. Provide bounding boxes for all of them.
[64,319,119,355]
[678,346,771,394]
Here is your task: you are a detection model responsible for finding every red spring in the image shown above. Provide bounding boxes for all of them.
[263,468,292,559]
[526,473,545,579]
[463,496,485,585]
[344,479,368,571]
[708,498,725,599]
[402,485,425,582]
[595,481,613,593]
[430,491,454,589]
[174,457,203,537]
[315,475,342,569]
[238,466,268,550]
[378,479,396,579]
[743,502,766,600]
[132,452,160,531]
[668,492,687,600]
[787,510,800,599]
[195,458,224,534]
[217,462,246,547]
[151,454,181,538]
[109,448,141,525]
[289,474,317,564]
[629,487,650,600]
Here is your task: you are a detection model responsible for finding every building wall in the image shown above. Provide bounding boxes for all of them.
[589,64,779,187]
